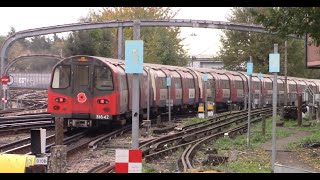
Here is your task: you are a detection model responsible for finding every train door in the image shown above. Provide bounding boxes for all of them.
[71,64,92,117]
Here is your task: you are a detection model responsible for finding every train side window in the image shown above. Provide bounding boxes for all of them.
[175,78,182,89]
[52,65,70,89]
[94,66,113,90]
[222,80,229,89]
[189,78,195,88]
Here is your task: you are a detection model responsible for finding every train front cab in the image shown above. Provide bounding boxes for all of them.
[48,56,119,128]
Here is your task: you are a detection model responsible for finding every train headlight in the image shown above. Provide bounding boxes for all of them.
[55,97,66,103]
[97,99,109,104]
[53,106,60,110]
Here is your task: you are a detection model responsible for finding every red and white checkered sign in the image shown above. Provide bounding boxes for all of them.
[115,149,142,173]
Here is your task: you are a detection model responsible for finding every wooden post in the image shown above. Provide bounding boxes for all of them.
[55,117,64,145]
[261,114,266,136]
[48,145,67,173]
[298,94,302,126]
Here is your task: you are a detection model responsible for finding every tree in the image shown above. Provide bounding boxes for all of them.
[64,28,113,57]
[50,34,65,57]
[250,7,320,46]
[28,36,52,54]
[6,27,31,61]
[85,7,188,66]
[217,7,320,78]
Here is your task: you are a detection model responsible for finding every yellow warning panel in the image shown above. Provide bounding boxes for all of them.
[207,104,213,110]
[0,154,36,173]
[198,106,204,113]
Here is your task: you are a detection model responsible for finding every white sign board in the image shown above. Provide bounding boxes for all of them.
[269,53,280,73]
[36,156,48,165]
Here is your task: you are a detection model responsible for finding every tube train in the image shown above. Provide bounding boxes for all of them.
[47,55,319,128]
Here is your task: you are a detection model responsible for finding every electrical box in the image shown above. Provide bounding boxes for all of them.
[31,128,46,155]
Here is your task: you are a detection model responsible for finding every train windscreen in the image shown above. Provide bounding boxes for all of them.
[94,66,113,90]
[51,65,71,89]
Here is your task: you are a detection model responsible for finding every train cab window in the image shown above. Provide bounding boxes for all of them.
[94,66,113,90]
[78,65,89,86]
[52,65,70,89]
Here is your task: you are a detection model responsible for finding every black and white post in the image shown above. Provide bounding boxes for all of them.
[269,44,280,173]
[246,56,253,147]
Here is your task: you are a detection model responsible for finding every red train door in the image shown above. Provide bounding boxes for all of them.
[71,64,92,117]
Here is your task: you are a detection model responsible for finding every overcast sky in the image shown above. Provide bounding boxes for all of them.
[0,7,232,57]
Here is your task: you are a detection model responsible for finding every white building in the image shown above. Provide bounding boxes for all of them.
[187,55,224,69]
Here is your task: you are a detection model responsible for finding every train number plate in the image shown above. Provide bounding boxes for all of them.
[96,115,111,119]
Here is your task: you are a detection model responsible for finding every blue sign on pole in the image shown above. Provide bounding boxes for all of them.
[258,72,263,80]
[166,77,171,87]
[125,40,144,74]
[247,62,253,75]
[203,73,208,81]
[269,53,280,73]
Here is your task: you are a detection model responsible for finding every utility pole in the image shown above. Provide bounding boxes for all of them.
[270,44,280,173]
[167,76,171,123]
[284,40,288,106]
[125,20,143,149]
[258,72,263,108]
[147,68,150,121]
[247,56,253,147]
[204,73,208,117]
[118,26,123,60]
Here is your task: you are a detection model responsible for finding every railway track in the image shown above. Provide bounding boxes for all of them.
[1,130,84,154]
[88,107,275,173]
[0,113,53,135]
[177,115,268,172]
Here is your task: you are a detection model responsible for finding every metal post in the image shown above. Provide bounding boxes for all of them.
[55,117,64,145]
[118,26,123,60]
[271,44,278,173]
[247,56,252,147]
[147,68,150,120]
[316,102,319,123]
[298,94,302,126]
[168,83,171,123]
[284,40,288,106]
[244,94,248,110]
[3,88,5,110]
[259,79,262,108]
[132,20,140,149]
[204,80,207,118]
[261,114,266,136]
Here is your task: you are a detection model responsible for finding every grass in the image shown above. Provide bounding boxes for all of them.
[142,162,157,173]
[210,116,293,173]
[215,149,271,173]
[214,116,292,150]
[287,130,320,150]
[183,117,208,126]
